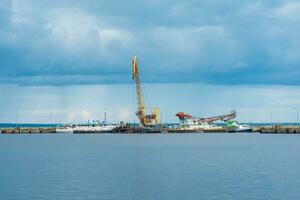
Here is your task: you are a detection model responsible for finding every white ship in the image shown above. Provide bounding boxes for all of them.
[56,121,116,133]
[73,123,116,132]
[56,125,75,133]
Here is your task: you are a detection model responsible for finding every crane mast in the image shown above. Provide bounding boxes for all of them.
[132,56,160,127]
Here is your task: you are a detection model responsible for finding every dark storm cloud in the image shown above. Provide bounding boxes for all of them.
[0,0,300,85]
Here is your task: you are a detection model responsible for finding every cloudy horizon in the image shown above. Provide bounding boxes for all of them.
[0,0,300,123]
[0,83,299,124]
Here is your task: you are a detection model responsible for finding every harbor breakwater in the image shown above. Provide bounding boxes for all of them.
[1,125,300,134]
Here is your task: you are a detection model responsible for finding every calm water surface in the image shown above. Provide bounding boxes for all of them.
[0,133,300,200]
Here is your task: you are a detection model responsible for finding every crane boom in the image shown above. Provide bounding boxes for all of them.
[132,56,146,126]
[176,110,236,124]
[198,110,237,123]
[132,56,160,127]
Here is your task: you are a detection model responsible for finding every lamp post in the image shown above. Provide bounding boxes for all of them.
[51,111,53,127]
[292,107,299,127]
[271,102,278,129]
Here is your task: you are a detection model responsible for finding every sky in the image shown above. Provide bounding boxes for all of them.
[0,0,300,123]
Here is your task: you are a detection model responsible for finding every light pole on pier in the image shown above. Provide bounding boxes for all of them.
[271,102,279,128]
[292,107,299,127]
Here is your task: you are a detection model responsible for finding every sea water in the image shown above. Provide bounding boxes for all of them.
[0,133,300,200]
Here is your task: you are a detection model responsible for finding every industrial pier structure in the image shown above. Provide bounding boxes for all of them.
[130,55,247,133]
[1,125,300,134]
[1,55,299,134]
[132,56,160,127]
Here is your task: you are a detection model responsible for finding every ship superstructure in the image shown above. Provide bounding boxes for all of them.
[175,111,237,130]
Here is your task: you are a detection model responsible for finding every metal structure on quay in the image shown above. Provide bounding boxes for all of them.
[1,55,300,134]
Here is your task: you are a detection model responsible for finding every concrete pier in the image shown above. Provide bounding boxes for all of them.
[1,125,300,134]
[1,127,56,134]
[255,126,300,134]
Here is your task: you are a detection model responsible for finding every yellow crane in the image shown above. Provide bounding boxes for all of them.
[132,56,160,127]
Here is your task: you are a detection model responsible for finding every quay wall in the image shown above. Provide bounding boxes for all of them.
[1,125,300,134]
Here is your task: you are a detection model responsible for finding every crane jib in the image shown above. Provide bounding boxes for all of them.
[131,55,160,127]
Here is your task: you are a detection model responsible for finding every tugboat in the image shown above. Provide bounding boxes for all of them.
[226,120,252,132]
